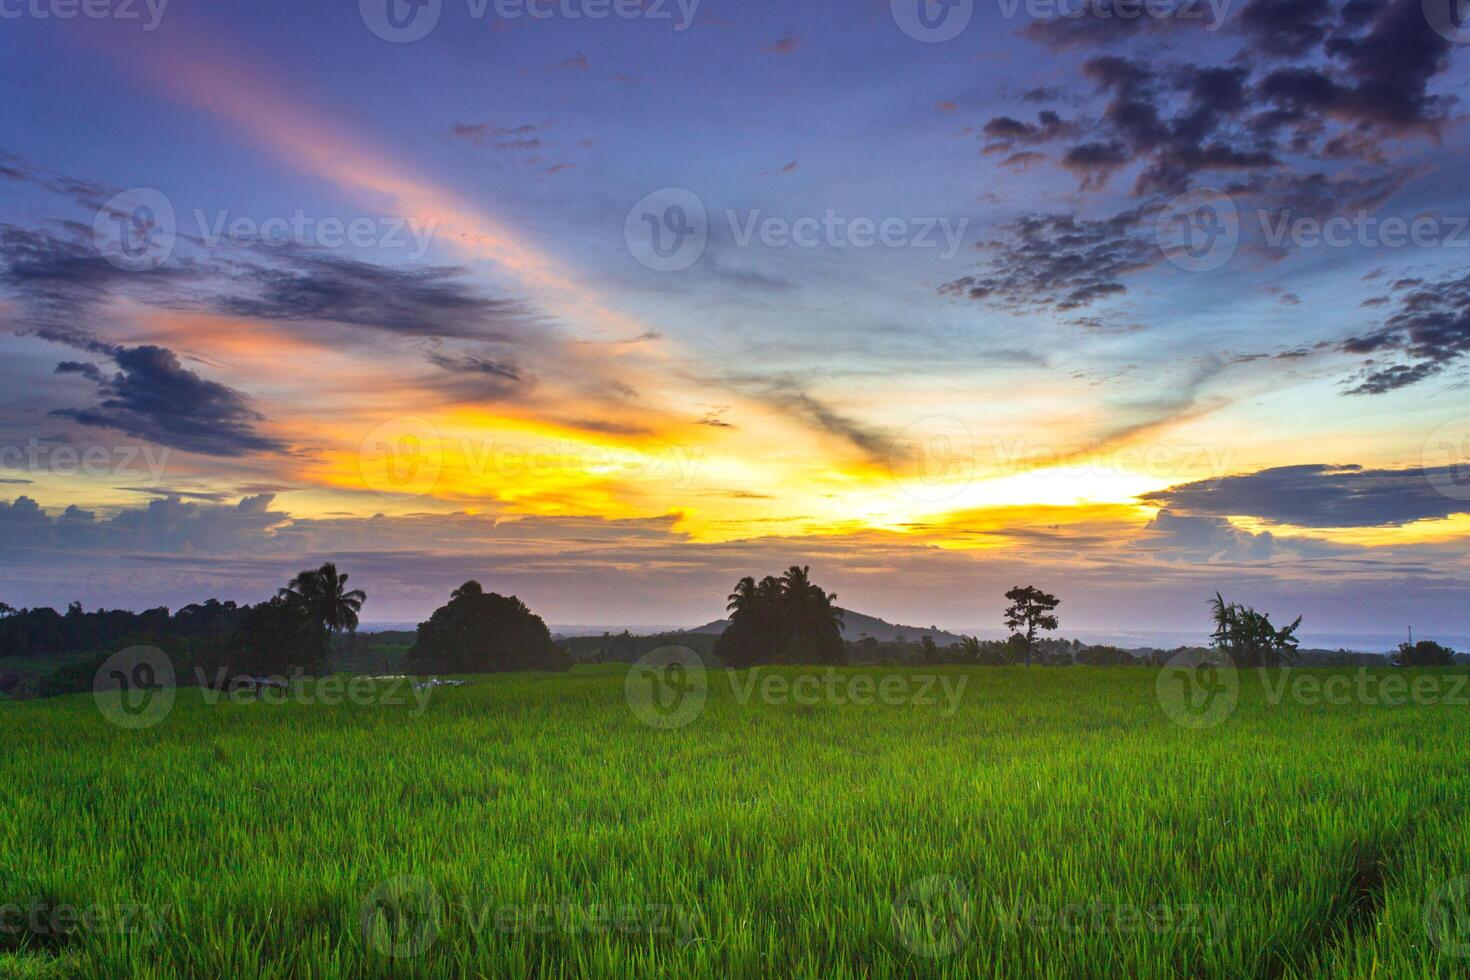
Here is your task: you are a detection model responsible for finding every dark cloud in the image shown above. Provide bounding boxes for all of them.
[1143,463,1470,527]
[424,349,530,399]
[938,207,1158,311]
[992,1,1452,198]
[1340,270,1470,394]
[215,251,543,340]
[49,343,285,457]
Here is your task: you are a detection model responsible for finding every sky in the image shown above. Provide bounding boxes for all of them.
[2,0,1470,642]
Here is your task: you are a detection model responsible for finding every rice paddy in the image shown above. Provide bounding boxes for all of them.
[3,664,1469,978]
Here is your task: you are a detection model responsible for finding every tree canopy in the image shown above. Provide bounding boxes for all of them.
[404,581,568,674]
[715,566,844,666]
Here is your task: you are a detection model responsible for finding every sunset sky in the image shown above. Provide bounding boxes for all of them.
[3,0,1470,641]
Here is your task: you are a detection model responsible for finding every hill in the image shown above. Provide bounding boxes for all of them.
[684,608,967,646]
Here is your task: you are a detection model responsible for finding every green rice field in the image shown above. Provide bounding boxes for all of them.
[3,664,1470,977]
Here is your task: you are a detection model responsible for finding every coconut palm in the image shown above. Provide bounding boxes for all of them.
[280,562,366,634]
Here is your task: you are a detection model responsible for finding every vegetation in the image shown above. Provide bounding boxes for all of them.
[1392,639,1457,667]
[278,562,366,636]
[4,666,1470,976]
[714,566,844,666]
[403,581,568,674]
[1002,586,1061,667]
[1209,593,1302,668]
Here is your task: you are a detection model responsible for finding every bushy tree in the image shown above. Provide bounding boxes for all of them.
[1003,586,1060,667]
[715,566,844,665]
[404,581,568,674]
[1209,593,1300,667]
[1391,639,1456,667]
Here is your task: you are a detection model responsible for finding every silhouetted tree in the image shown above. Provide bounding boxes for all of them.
[1209,593,1300,667]
[1391,639,1456,667]
[404,581,568,674]
[1003,586,1060,667]
[716,567,844,665]
[280,562,366,635]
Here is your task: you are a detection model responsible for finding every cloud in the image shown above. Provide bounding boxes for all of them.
[49,343,286,457]
[938,207,1158,311]
[214,250,545,340]
[1142,463,1470,527]
[1340,269,1470,394]
[993,1,1452,199]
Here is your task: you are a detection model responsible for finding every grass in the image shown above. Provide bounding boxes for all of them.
[2,665,1469,977]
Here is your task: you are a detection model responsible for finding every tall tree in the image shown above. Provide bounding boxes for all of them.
[1209,593,1300,668]
[1003,586,1060,667]
[280,562,366,635]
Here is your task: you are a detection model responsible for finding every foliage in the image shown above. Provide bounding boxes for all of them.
[403,581,568,674]
[715,566,845,666]
[278,562,366,634]
[1209,593,1301,668]
[1391,639,1456,667]
[1002,586,1061,667]
[4,666,1470,976]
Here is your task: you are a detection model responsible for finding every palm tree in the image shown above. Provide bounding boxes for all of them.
[280,562,366,634]
[726,576,758,619]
